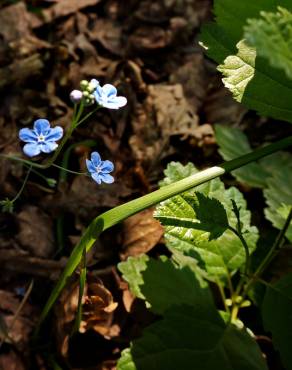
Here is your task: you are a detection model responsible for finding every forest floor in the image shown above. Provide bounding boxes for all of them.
[0,1,291,369]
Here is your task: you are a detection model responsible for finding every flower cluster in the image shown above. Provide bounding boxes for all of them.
[70,79,127,109]
[18,78,124,186]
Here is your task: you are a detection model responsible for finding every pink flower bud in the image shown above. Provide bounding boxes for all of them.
[70,90,83,103]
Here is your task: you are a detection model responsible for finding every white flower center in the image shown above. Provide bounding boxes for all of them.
[95,165,102,174]
[38,134,45,142]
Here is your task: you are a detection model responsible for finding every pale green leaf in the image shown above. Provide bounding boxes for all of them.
[118,305,268,370]
[200,0,292,123]
[155,162,259,282]
[218,40,256,103]
[262,273,292,370]
[118,255,149,300]
[245,7,292,80]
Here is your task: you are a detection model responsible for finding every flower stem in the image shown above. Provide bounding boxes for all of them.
[12,165,32,203]
[36,135,292,329]
[242,206,292,299]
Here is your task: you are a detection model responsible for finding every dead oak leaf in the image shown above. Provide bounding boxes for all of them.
[120,208,164,260]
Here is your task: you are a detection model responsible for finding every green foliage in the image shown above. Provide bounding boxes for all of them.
[215,125,268,188]
[245,7,292,80]
[118,307,267,370]
[154,162,258,282]
[118,257,213,315]
[155,192,229,240]
[118,255,149,300]
[262,273,292,370]
[201,0,292,123]
[215,125,292,241]
[118,257,267,370]
[264,174,292,241]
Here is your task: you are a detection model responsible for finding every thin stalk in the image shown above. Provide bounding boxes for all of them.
[51,163,87,176]
[12,165,32,203]
[228,225,250,276]
[37,135,292,329]
[242,207,292,298]
[75,106,100,127]
[72,247,87,334]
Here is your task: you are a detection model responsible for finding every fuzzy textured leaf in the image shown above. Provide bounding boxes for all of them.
[262,273,292,370]
[245,7,292,80]
[201,0,292,123]
[154,162,259,282]
[118,305,268,370]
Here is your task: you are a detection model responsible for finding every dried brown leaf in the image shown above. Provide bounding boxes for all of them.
[120,208,164,260]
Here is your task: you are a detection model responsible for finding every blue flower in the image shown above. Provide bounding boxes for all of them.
[86,151,114,184]
[93,84,127,109]
[19,119,63,157]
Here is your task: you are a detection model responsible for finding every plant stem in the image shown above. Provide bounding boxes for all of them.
[12,165,32,203]
[242,206,292,298]
[228,225,250,276]
[37,135,292,328]
[51,163,87,176]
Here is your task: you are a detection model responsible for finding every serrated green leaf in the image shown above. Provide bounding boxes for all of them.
[118,257,213,315]
[245,7,292,80]
[155,162,259,282]
[262,273,292,370]
[118,255,149,300]
[118,305,267,370]
[155,192,229,241]
[201,0,292,123]
[218,40,256,103]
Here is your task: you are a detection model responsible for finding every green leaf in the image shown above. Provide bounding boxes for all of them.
[156,192,229,241]
[264,171,292,242]
[262,273,292,370]
[155,162,259,282]
[215,125,292,194]
[201,0,292,123]
[118,257,214,315]
[245,7,292,80]
[118,305,268,370]
[118,255,149,300]
[217,40,256,103]
[214,125,269,188]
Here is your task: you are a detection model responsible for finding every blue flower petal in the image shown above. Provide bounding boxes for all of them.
[102,84,117,97]
[91,152,102,167]
[94,85,103,100]
[19,128,37,143]
[91,172,102,184]
[99,173,114,184]
[90,79,99,89]
[100,160,114,173]
[41,142,58,153]
[86,159,96,173]
[45,126,63,142]
[23,143,41,157]
[34,119,50,135]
